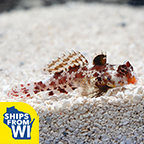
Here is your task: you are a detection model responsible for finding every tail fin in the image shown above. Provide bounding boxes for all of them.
[7,81,50,98]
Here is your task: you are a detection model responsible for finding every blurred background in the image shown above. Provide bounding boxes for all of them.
[0,0,144,12]
[0,0,144,87]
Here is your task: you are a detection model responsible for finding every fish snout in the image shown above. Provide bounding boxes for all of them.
[128,75,137,84]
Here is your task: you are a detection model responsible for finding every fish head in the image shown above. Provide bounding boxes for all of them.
[107,61,137,88]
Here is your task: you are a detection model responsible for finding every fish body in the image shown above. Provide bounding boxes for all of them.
[7,51,137,98]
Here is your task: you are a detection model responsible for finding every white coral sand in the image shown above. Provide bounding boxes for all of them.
[0,2,144,143]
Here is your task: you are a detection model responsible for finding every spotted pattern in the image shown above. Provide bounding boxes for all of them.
[7,51,137,98]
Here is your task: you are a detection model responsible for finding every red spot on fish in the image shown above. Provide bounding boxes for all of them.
[68,65,80,74]
[49,91,54,96]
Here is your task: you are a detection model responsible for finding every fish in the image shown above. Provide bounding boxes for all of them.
[7,51,137,98]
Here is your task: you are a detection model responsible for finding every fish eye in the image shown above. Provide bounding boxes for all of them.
[118,65,128,75]
[121,68,126,73]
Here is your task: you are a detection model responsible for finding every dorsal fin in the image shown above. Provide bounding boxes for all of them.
[93,53,107,66]
[43,51,88,75]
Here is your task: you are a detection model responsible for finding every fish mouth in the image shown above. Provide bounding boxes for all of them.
[128,75,137,84]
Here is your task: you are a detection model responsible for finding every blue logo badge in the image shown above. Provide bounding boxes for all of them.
[3,106,35,140]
